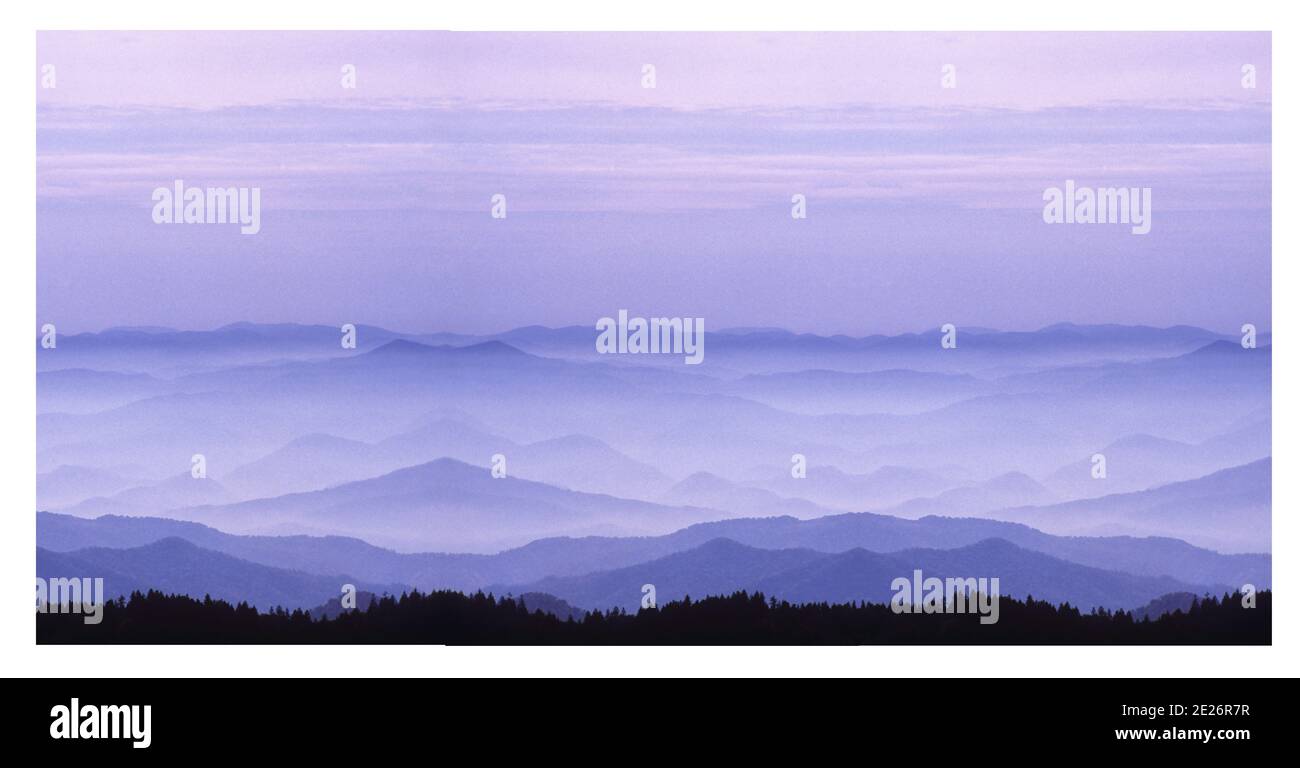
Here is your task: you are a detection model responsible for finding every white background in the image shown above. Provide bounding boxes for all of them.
[2,0,1291,677]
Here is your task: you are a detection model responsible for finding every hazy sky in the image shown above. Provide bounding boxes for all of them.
[36,32,1271,334]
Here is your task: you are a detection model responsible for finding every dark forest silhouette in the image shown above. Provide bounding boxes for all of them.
[36,588,1270,645]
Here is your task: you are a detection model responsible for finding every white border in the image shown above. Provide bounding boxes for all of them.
[3,1,1290,678]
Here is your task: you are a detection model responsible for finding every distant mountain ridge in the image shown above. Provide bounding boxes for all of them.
[165,457,734,552]
[40,490,1269,602]
[990,459,1270,552]
[497,537,1218,613]
[38,537,404,611]
[40,320,1248,375]
[35,319,1271,629]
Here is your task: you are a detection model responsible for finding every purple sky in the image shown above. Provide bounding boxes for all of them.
[36,32,1271,335]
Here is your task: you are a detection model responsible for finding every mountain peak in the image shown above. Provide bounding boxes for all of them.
[364,339,437,357]
[671,472,731,494]
[1182,339,1267,358]
[453,340,529,357]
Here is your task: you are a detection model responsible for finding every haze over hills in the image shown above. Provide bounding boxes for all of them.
[1043,424,1270,499]
[35,519,1230,617]
[883,472,1058,518]
[166,457,737,553]
[38,321,1252,376]
[62,471,234,519]
[988,459,1270,552]
[35,321,1270,629]
[719,368,994,415]
[38,537,405,611]
[661,472,831,518]
[208,422,673,502]
[36,323,408,375]
[38,324,1269,492]
[751,463,967,512]
[39,502,1269,599]
[37,464,145,510]
[498,537,1216,613]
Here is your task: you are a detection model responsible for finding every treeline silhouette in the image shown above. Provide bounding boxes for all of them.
[36,588,1270,645]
